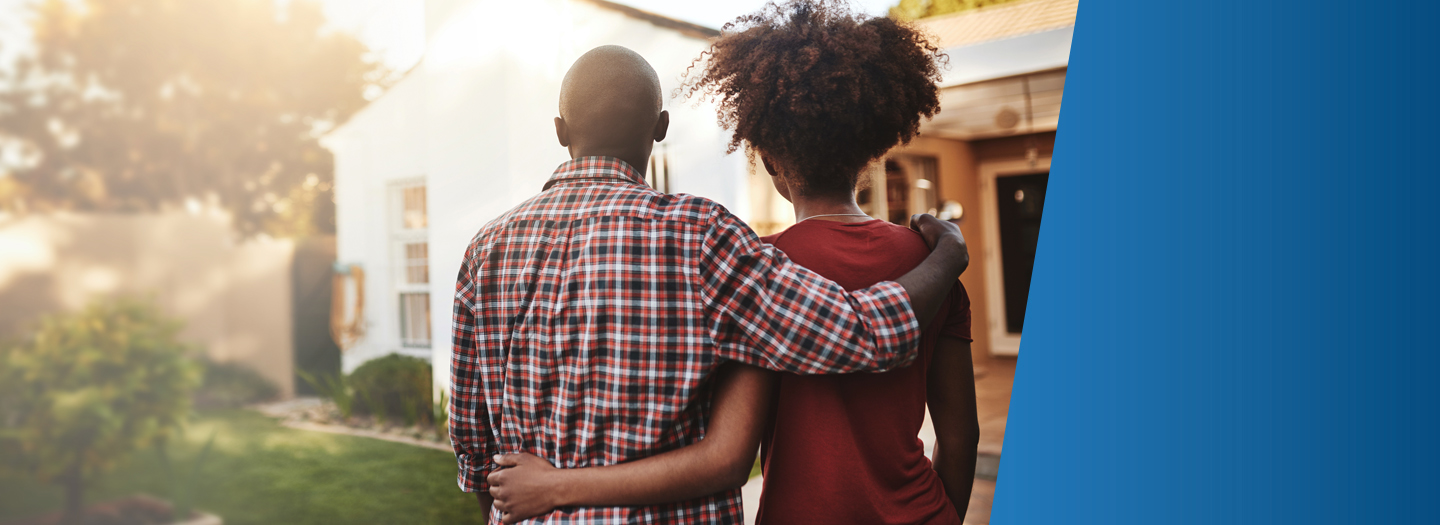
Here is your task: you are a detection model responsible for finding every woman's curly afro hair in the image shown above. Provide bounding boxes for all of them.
[680,0,945,197]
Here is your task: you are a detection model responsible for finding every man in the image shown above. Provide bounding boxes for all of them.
[450,45,968,523]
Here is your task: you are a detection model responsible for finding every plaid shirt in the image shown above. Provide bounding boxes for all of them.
[450,157,921,524]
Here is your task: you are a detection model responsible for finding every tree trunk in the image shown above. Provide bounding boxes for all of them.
[61,462,83,525]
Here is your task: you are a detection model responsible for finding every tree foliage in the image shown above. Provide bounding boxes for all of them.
[889,0,1026,20]
[0,0,384,236]
[0,297,202,517]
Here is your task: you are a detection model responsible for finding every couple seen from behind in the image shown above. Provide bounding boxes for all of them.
[449,1,979,523]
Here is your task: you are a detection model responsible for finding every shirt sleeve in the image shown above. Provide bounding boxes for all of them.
[942,282,974,342]
[696,208,923,374]
[449,256,499,493]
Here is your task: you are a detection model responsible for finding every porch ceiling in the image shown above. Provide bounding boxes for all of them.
[920,68,1065,142]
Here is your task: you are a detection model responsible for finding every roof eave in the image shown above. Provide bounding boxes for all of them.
[576,0,720,40]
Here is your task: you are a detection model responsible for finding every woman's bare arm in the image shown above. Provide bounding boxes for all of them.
[474,492,493,524]
[487,363,776,524]
[928,336,980,522]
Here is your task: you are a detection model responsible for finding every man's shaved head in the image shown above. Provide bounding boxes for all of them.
[555,46,667,169]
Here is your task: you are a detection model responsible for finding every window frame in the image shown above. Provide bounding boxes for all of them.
[388,178,431,349]
[397,291,432,348]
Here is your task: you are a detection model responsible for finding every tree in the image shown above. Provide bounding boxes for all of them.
[0,298,202,522]
[0,0,384,236]
[889,0,1025,21]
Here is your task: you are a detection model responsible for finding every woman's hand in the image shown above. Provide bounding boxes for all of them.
[487,453,565,524]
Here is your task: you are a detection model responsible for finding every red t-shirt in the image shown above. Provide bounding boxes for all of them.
[756,219,972,525]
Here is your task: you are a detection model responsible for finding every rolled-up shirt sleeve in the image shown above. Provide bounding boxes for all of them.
[449,259,498,492]
[696,209,922,374]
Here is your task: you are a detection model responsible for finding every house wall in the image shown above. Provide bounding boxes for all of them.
[325,71,430,373]
[0,211,297,397]
[889,130,1057,357]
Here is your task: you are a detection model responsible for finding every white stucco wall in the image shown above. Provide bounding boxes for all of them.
[326,71,431,373]
[326,0,751,389]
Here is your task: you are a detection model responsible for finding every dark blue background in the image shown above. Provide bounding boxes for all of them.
[998,1,1439,523]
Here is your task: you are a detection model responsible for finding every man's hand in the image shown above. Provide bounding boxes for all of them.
[909,213,968,274]
[488,453,564,524]
[895,213,970,328]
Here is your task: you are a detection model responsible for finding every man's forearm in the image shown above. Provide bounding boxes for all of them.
[895,236,967,327]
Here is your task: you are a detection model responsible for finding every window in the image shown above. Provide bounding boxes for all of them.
[403,242,428,284]
[399,292,431,347]
[390,178,430,349]
[857,155,940,224]
[401,185,427,229]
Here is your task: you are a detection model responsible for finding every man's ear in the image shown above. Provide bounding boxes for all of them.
[653,110,669,143]
[554,117,570,148]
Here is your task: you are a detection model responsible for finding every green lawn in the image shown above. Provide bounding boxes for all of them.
[0,409,485,525]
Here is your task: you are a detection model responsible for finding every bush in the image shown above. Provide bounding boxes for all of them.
[194,360,279,409]
[348,354,432,426]
[0,297,201,519]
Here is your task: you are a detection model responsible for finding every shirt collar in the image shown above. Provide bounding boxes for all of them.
[543,156,647,191]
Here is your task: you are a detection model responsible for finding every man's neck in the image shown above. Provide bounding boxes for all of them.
[570,147,651,181]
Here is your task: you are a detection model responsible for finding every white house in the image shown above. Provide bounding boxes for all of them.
[322,0,774,391]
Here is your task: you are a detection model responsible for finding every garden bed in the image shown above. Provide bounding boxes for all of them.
[254,398,449,451]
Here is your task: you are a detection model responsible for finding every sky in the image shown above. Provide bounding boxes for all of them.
[0,0,28,67]
[0,0,901,72]
[320,0,900,71]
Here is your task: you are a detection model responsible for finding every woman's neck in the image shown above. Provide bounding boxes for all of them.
[791,192,870,223]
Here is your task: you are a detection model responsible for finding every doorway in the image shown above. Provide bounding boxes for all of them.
[995,172,1047,334]
[291,236,342,395]
[979,157,1051,355]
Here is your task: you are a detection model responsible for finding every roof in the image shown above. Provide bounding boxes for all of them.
[915,0,1078,49]
[577,0,720,40]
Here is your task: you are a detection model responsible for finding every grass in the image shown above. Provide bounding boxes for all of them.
[0,409,484,525]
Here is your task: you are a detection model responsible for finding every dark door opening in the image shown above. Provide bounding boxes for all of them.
[995,172,1048,334]
[292,237,342,394]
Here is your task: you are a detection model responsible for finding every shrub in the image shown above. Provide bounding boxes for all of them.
[297,369,355,419]
[0,297,202,519]
[194,360,279,409]
[348,354,432,426]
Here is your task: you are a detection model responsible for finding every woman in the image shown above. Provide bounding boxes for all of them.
[487,1,978,523]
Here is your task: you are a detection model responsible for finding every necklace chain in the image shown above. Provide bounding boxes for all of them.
[801,212,873,221]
